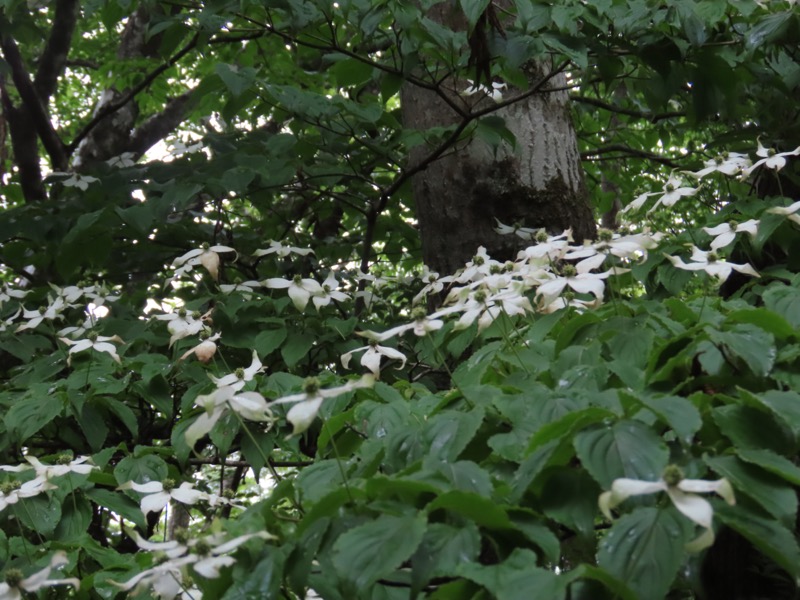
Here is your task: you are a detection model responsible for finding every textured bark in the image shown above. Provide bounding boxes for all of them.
[402,66,595,275]
[400,4,594,275]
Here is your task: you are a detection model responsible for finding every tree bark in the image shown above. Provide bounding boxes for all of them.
[400,12,594,275]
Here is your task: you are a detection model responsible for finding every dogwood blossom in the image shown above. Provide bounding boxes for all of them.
[463,80,507,102]
[264,275,322,311]
[119,479,209,515]
[210,350,262,389]
[599,466,735,551]
[269,375,374,435]
[153,308,212,346]
[666,247,759,283]
[744,139,800,174]
[648,175,700,213]
[767,200,800,226]
[172,243,236,281]
[691,151,751,178]
[179,332,221,362]
[59,333,124,365]
[341,340,407,377]
[535,263,612,308]
[312,272,350,309]
[0,477,57,513]
[16,296,68,332]
[703,219,759,250]
[22,455,96,479]
[0,285,28,308]
[253,240,314,258]
[0,552,79,599]
[185,387,273,447]
[116,531,272,598]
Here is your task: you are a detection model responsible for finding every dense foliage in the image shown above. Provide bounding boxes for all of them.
[1,0,800,598]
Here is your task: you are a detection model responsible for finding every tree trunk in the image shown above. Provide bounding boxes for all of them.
[401,23,594,275]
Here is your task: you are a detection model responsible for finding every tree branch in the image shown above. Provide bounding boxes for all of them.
[34,0,80,101]
[0,35,68,170]
[126,91,194,158]
[581,144,684,168]
[571,95,684,123]
[67,33,200,156]
[1,84,47,201]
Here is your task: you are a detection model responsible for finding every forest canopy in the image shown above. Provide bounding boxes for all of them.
[1,0,800,599]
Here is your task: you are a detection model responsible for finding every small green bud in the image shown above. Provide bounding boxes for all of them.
[4,568,23,588]
[303,377,320,395]
[662,465,684,487]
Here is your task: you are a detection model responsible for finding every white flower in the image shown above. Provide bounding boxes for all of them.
[210,350,262,389]
[172,244,236,281]
[0,552,79,599]
[0,286,29,308]
[691,151,751,178]
[219,280,262,296]
[106,152,136,168]
[666,247,759,283]
[253,240,314,258]
[0,478,57,513]
[452,285,532,331]
[494,219,538,241]
[703,219,759,250]
[564,229,664,264]
[23,455,96,479]
[269,376,374,435]
[535,263,612,308]
[59,333,123,365]
[58,172,99,190]
[744,139,800,175]
[179,333,221,363]
[16,296,67,332]
[264,275,322,311]
[185,387,273,447]
[516,230,572,262]
[119,479,208,515]
[312,272,350,309]
[767,200,800,226]
[599,467,735,552]
[648,175,700,213]
[153,309,211,347]
[341,341,407,377]
[117,531,272,598]
[463,80,507,102]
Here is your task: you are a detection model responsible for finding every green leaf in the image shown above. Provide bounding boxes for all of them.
[713,404,794,454]
[427,491,513,529]
[55,494,93,541]
[281,333,314,367]
[763,284,800,327]
[223,548,285,599]
[331,514,427,589]
[624,392,702,444]
[708,324,776,377]
[574,420,669,488]
[737,448,800,486]
[15,493,62,534]
[715,503,800,578]
[457,548,567,600]
[253,328,287,356]
[741,389,800,440]
[706,455,797,525]
[424,408,484,463]
[597,507,691,600]
[539,467,600,537]
[5,391,63,442]
[411,523,480,593]
[459,0,491,31]
[114,453,169,485]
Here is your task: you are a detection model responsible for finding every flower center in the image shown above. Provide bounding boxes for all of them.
[57,453,73,465]
[535,229,549,243]
[662,465,684,487]
[411,307,428,321]
[161,478,176,492]
[0,480,21,494]
[235,368,245,380]
[597,228,613,242]
[303,377,321,395]
[707,251,719,263]
[293,274,303,284]
[474,290,487,303]
[4,568,23,588]
[561,264,577,278]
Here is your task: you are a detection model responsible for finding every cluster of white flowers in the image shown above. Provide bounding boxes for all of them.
[0,551,80,599]
[0,455,96,513]
[119,478,238,515]
[115,530,273,599]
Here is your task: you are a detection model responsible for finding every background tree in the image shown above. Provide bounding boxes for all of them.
[0,1,799,599]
